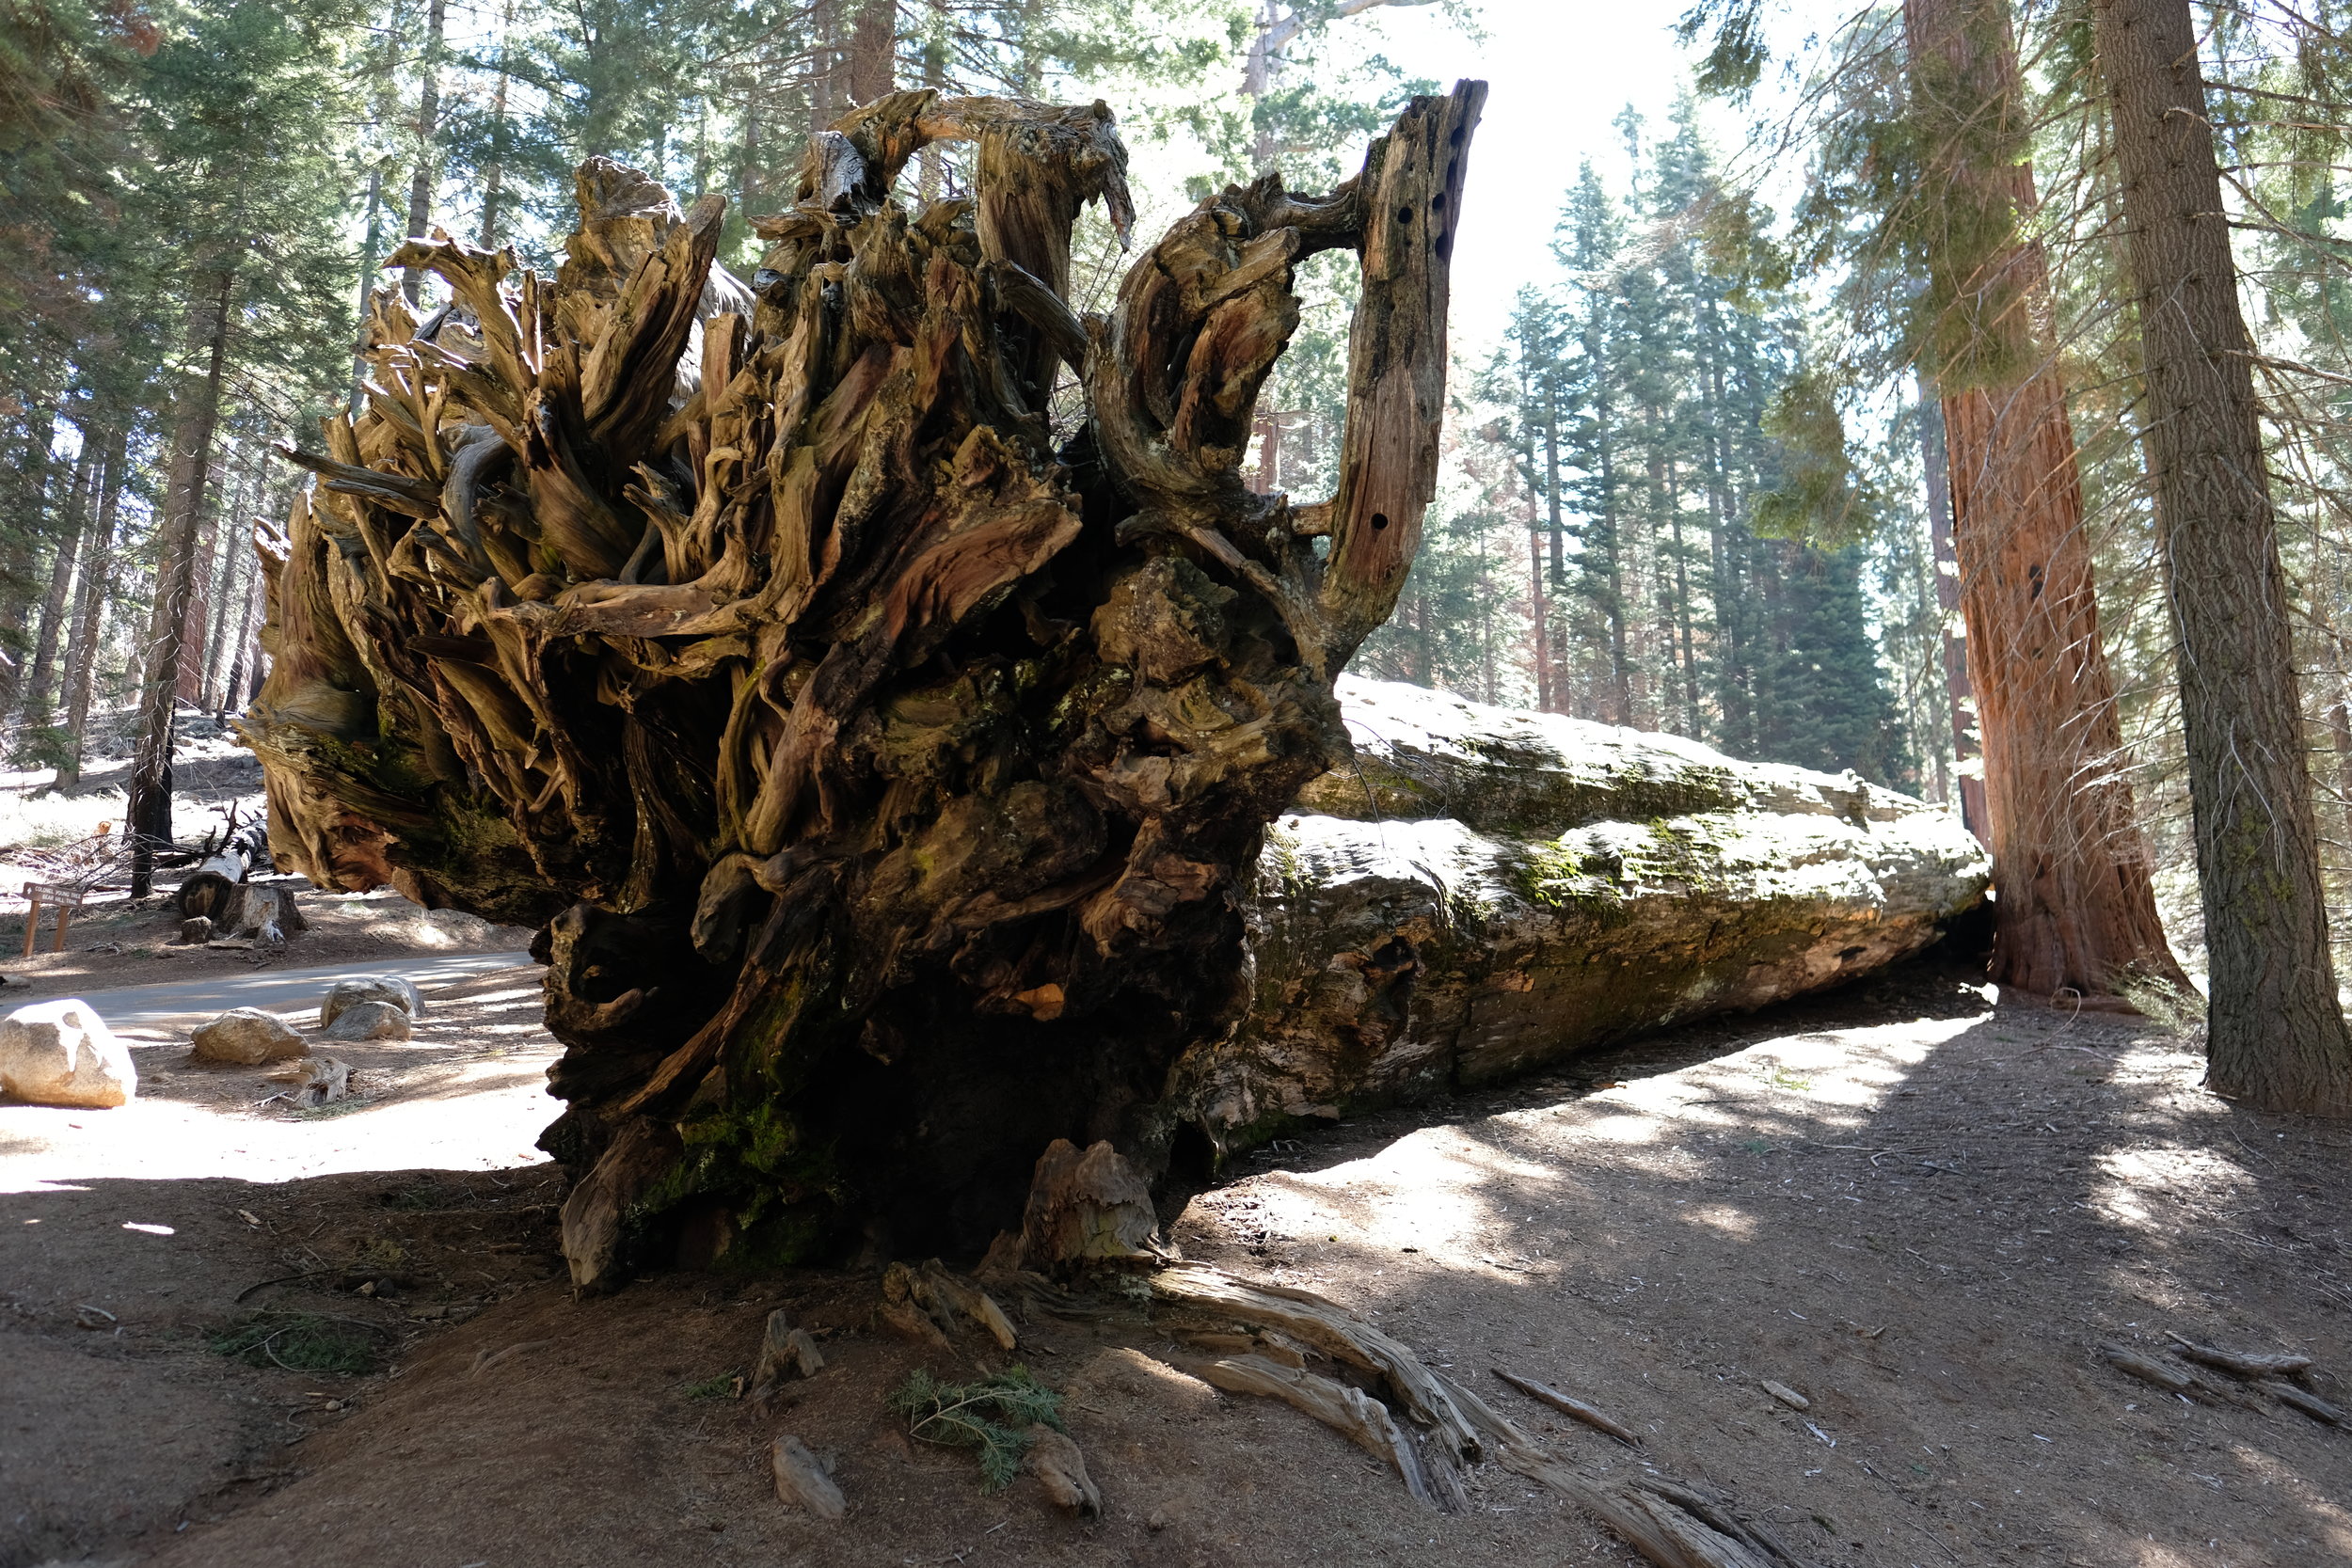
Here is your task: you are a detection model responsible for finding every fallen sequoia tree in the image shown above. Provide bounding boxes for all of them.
[246,83,1489,1272]
[233,82,1998,1563]
[241,73,1989,1268]
[1182,675,1990,1157]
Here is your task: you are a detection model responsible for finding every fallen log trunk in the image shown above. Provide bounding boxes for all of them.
[243,85,1488,1277]
[1173,678,1989,1156]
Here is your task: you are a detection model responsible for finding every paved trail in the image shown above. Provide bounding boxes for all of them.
[67,950,536,1023]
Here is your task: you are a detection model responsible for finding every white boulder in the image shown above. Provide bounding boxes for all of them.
[0,999,136,1109]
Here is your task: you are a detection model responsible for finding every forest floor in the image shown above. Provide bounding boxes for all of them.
[5,955,2350,1568]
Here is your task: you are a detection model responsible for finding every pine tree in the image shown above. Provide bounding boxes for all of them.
[2095,0,2352,1112]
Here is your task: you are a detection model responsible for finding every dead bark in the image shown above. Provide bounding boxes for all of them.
[246,86,1486,1274]
[1903,0,2185,999]
[2093,0,2352,1113]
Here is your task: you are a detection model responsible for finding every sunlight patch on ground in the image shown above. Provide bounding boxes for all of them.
[1239,1126,1570,1262]
[1680,1203,1756,1239]
[0,1061,556,1195]
[2092,1144,2255,1232]
[1573,1013,1987,1139]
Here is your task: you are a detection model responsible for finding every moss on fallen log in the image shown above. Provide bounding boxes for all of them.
[1171,678,1990,1157]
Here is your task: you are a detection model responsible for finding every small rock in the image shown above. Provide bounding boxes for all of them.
[190,1007,307,1065]
[177,915,212,945]
[1024,1424,1100,1517]
[1761,1380,1811,1412]
[319,975,424,1029]
[0,999,135,1108]
[319,1000,411,1042]
[771,1434,845,1519]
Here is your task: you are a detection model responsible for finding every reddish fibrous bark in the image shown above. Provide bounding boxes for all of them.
[1904,0,2185,999]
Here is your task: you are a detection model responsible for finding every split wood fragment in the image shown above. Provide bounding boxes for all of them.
[1490,1368,1644,1445]
[2259,1378,2348,1427]
[2165,1331,2315,1379]
[1023,1423,1102,1516]
[2101,1342,2194,1394]
[1149,1264,1481,1463]
[771,1434,846,1518]
[750,1307,824,1407]
[1446,1371,1807,1568]
[1200,1354,1437,1508]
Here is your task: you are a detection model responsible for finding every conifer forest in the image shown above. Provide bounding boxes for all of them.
[9,3,2352,1565]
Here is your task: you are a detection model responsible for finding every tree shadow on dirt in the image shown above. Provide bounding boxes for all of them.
[1179,954,2352,1567]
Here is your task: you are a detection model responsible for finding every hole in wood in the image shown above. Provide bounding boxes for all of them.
[1371,513,1391,531]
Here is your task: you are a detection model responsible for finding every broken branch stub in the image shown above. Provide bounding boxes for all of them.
[245,83,1484,1277]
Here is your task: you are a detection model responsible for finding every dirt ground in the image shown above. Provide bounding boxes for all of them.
[6,955,2350,1568]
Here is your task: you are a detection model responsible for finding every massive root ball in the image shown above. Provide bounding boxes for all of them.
[243,85,1484,1282]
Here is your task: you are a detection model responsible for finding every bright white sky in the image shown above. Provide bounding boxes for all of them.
[1367,0,1710,359]
[1321,0,1858,364]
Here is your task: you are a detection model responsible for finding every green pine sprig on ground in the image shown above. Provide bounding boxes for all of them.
[886,1366,1066,1492]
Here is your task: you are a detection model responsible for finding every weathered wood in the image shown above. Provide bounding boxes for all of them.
[1172,679,1986,1154]
[1199,1354,1436,1506]
[1492,1368,1643,1446]
[245,86,1485,1275]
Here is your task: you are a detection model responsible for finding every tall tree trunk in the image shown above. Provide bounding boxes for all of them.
[130,268,235,895]
[221,544,263,718]
[56,427,126,795]
[401,0,449,307]
[2094,0,2352,1112]
[1916,379,1987,842]
[1529,502,1552,713]
[2328,691,2352,866]
[916,0,947,200]
[179,451,227,703]
[1905,0,2184,997]
[810,0,845,130]
[480,0,517,247]
[200,455,257,706]
[849,0,895,103]
[22,444,93,727]
[355,163,386,415]
[251,86,1484,1282]
[1,403,61,713]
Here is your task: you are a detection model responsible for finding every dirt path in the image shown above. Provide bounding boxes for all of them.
[57,950,534,1026]
[5,959,2348,1568]
[0,886,536,1012]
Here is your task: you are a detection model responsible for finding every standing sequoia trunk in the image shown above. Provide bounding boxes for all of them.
[1904,0,2185,999]
[2094,0,2352,1114]
[247,86,1485,1283]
